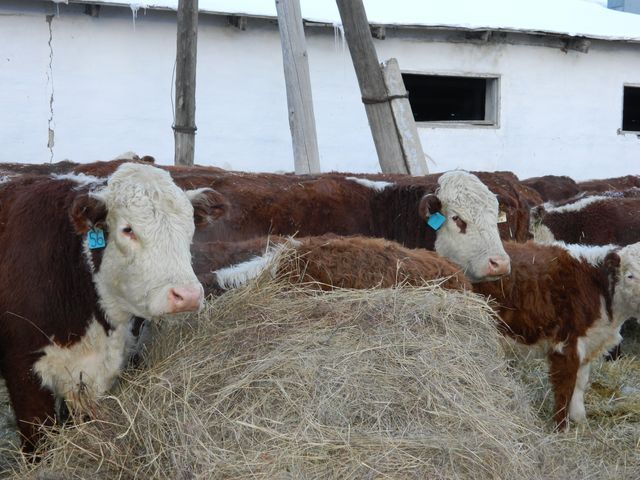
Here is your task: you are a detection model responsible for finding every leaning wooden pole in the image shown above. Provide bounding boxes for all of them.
[336,0,428,174]
[275,0,321,174]
[173,0,198,166]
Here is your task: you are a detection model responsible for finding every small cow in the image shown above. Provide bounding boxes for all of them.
[0,163,213,451]
[472,241,640,429]
[531,195,640,246]
[192,235,470,294]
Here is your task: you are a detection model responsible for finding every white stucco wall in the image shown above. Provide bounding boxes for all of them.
[0,1,639,179]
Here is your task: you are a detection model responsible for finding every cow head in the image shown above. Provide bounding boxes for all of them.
[70,163,213,324]
[611,243,640,320]
[419,171,511,282]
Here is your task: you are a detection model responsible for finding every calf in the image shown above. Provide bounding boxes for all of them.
[192,235,470,294]
[472,241,640,429]
[0,163,214,451]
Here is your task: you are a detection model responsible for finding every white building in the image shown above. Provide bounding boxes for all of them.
[1,0,639,179]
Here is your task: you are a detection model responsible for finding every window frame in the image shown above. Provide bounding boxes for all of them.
[620,83,640,134]
[401,70,501,129]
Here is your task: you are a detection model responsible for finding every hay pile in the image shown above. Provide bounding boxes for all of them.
[5,278,640,479]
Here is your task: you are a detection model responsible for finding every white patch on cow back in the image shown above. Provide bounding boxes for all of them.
[559,241,618,267]
[345,177,393,192]
[545,195,610,214]
[51,172,103,188]
[33,319,131,408]
[214,247,281,290]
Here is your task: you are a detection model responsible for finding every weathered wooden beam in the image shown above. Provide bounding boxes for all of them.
[173,0,198,166]
[561,36,591,53]
[370,25,386,40]
[382,58,428,175]
[227,15,248,30]
[335,0,408,174]
[83,4,101,17]
[275,0,321,174]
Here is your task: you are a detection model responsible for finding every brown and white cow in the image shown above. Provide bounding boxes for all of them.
[177,169,511,282]
[0,163,212,451]
[192,234,470,294]
[471,241,640,429]
[531,195,640,246]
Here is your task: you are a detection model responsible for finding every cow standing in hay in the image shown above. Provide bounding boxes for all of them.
[0,163,212,452]
[470,241,640,429]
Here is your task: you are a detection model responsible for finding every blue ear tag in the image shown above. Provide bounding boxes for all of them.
[87,227,106,250]
[426,211,446,231]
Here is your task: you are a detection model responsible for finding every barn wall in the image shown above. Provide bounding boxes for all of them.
[0,1,639,179]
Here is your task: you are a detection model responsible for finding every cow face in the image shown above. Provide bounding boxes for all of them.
[612,243,640,317]
[71,163,206,324]
[419,171,511,282]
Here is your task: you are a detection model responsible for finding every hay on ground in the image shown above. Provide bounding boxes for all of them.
[5,276,640,479]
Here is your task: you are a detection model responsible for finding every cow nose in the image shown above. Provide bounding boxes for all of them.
[168,285,203,313]
[487,255,511,277]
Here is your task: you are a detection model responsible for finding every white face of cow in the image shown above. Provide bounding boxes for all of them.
[612,243,640,318]
[72,163,206,324]
[420,171,511,282]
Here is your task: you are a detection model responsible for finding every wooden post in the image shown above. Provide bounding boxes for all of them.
[275,0,321,174]
[382,59,429,175]
[173,0,198,166]
[335,0,428,175]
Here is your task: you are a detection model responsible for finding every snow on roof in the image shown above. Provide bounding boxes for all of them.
[57,0,640,43]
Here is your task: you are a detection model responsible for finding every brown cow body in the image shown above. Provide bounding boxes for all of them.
[522,175,580,203]
[473,241,639,428]
[532,195,640,246]
[193,235,470,294]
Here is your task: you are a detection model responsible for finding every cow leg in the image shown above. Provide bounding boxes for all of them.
[568,362,590,423]
[547,343,579,430]
[3,358,56,453]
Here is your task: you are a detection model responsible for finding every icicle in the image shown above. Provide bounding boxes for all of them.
[131,5,139,31]
[51,0,67,16]
[332,22,346,53]
[130,4,148,31]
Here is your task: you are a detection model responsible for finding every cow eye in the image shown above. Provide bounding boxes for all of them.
[627,273,634,280]
[451,215,459,221]
[122,226,136,239]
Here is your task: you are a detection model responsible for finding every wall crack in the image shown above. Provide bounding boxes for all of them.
[46,14,55,162]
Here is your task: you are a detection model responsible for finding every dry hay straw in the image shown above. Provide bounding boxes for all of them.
[5,275,640,479]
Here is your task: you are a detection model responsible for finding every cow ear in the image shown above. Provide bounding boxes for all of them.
[418,194,442,220]
[604,251,621,273]
[70,193,108,235]
[185,188,229,227]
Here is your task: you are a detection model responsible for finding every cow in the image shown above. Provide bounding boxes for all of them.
[521,175,580,203]
[531,195,640,246]
[164,169,510,282]
[192,235,470,294]
[470,241,640,429]
[577,175,640,194]
[0,163,216,451]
